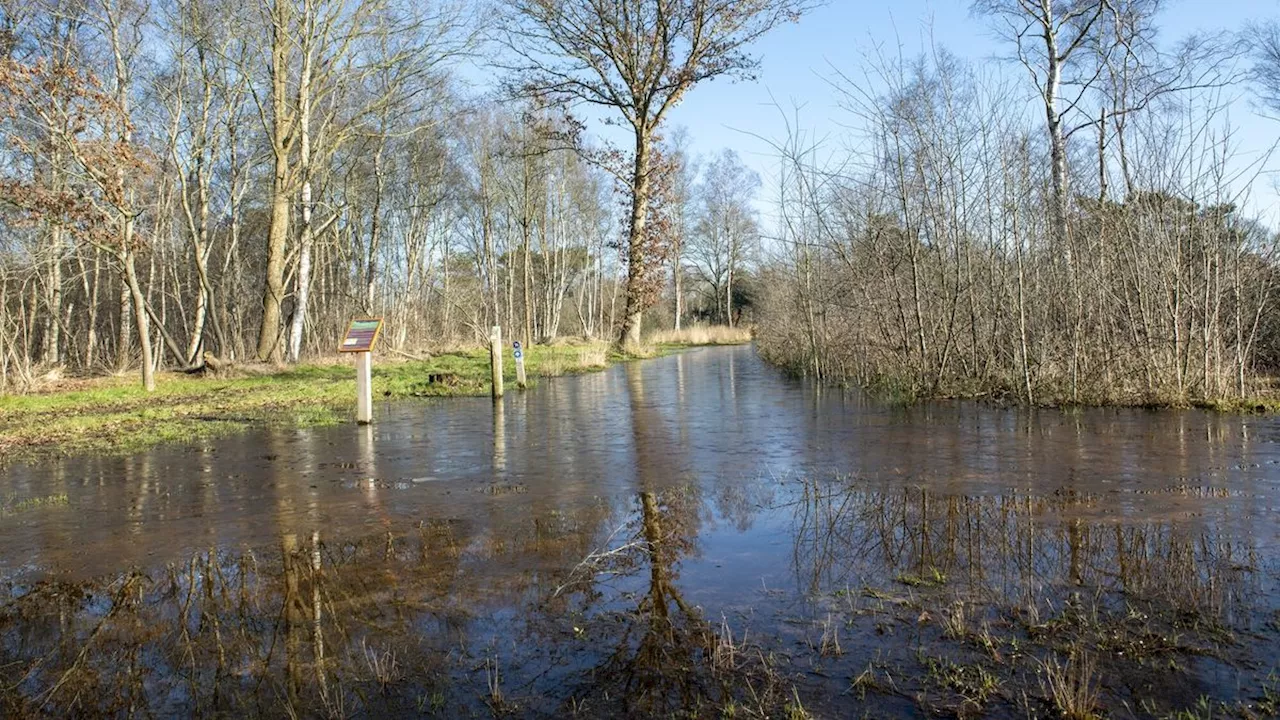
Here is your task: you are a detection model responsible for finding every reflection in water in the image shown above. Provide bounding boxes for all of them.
[791,480,1265,624]
[550,489,720,715]
[784,479,1277,716]
[358,423,376,477]
[493,398,506,474]
[5,345,1278,579]
[0,479,1274,712]
[3,479,1273,717]
[2,346,1280,716]
[0,502,614,717]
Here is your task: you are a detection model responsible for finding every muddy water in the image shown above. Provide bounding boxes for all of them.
[2,345,1279,718]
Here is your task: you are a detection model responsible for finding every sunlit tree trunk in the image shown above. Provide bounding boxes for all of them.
[288,0,316,363]
[256,0,294,363]
[620,129,652,347]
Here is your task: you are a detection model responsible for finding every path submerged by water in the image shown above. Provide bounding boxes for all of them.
[2,346,1278,717]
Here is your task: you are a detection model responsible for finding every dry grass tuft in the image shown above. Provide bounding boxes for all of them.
[818,614,843,657]
[1040,650,1101,720]
[577,346,608,369]
[941,600,967,640]
[649,324,753,346]
[711,616,742,673]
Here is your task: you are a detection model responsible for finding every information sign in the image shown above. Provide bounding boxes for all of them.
[339,318,383,353]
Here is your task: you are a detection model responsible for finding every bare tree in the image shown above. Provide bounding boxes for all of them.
[665,127,696,331]
[0,45,158,390]
[499,0,812,347]
[760,32,1277,408]
[1250,19,1280,114]
[973,0,1118,245]
[1,0,630,392]
[688,148,759,326]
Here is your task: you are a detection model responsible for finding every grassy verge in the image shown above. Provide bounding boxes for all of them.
[0,334,749,463]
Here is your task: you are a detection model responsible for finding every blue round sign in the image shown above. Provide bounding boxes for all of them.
[513,349,523,360]
[513,341,522,350]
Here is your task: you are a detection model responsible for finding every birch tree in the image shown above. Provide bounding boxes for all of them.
[972,0,1116,245]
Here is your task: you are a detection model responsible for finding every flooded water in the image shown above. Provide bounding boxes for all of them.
[2,345,1279,718]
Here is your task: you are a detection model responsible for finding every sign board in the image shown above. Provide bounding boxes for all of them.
[339,318,384,353]
[512,340,523,360]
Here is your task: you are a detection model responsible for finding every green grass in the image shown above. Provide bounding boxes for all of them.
[1191,396,1280,413]
[0,339,734,462]
[1,492,69,516]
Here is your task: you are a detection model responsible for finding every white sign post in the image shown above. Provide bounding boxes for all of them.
[355,351,373,424]
[339,318,383,425]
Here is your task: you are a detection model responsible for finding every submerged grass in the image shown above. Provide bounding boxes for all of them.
[1,492,69,516]
[0,335,732,462]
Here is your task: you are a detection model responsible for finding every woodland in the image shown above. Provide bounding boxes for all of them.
[4,0,1280,408]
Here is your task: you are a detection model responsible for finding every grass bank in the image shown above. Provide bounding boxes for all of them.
[0,329,751,463]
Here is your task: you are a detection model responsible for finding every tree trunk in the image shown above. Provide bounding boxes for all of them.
[288,12,315,363]
[81,248,101,367]
[117,283,131,370]
[45,225,62,364]
[365,147,386,311]
[725,260,734,328]
[619,131,653,348]
[258,150,289,363]
[521,153,535,346]
[121,248,154,391]
[673,243,683,331]
[256,0,292,363]
[1043,16,1069,247]
[523,220,533,346]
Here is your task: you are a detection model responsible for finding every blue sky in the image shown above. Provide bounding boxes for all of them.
[469,1,1280,223]
[657,0,1280,221]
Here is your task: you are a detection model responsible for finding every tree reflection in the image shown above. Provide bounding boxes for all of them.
[0,495,615,718]
[547,362,726,714]
[790,478,1262,621]
[782,478,1277,714]
[5,459,1269,718]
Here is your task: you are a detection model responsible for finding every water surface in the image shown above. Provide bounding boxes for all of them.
[2,345,1278,717]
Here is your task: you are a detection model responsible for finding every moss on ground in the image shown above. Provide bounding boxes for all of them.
[0,339,740,462]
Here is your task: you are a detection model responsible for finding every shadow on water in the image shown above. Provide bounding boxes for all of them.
[2,346,1280,717]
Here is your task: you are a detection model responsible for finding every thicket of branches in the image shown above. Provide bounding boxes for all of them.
[0,0,780,392]
[757,1,1280,406]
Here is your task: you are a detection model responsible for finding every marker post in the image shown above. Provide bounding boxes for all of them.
[513,340,527,389]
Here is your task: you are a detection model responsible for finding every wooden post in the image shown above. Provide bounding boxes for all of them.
[513,340,527,389]
[355,351,373,424]
[489,325,504,398]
